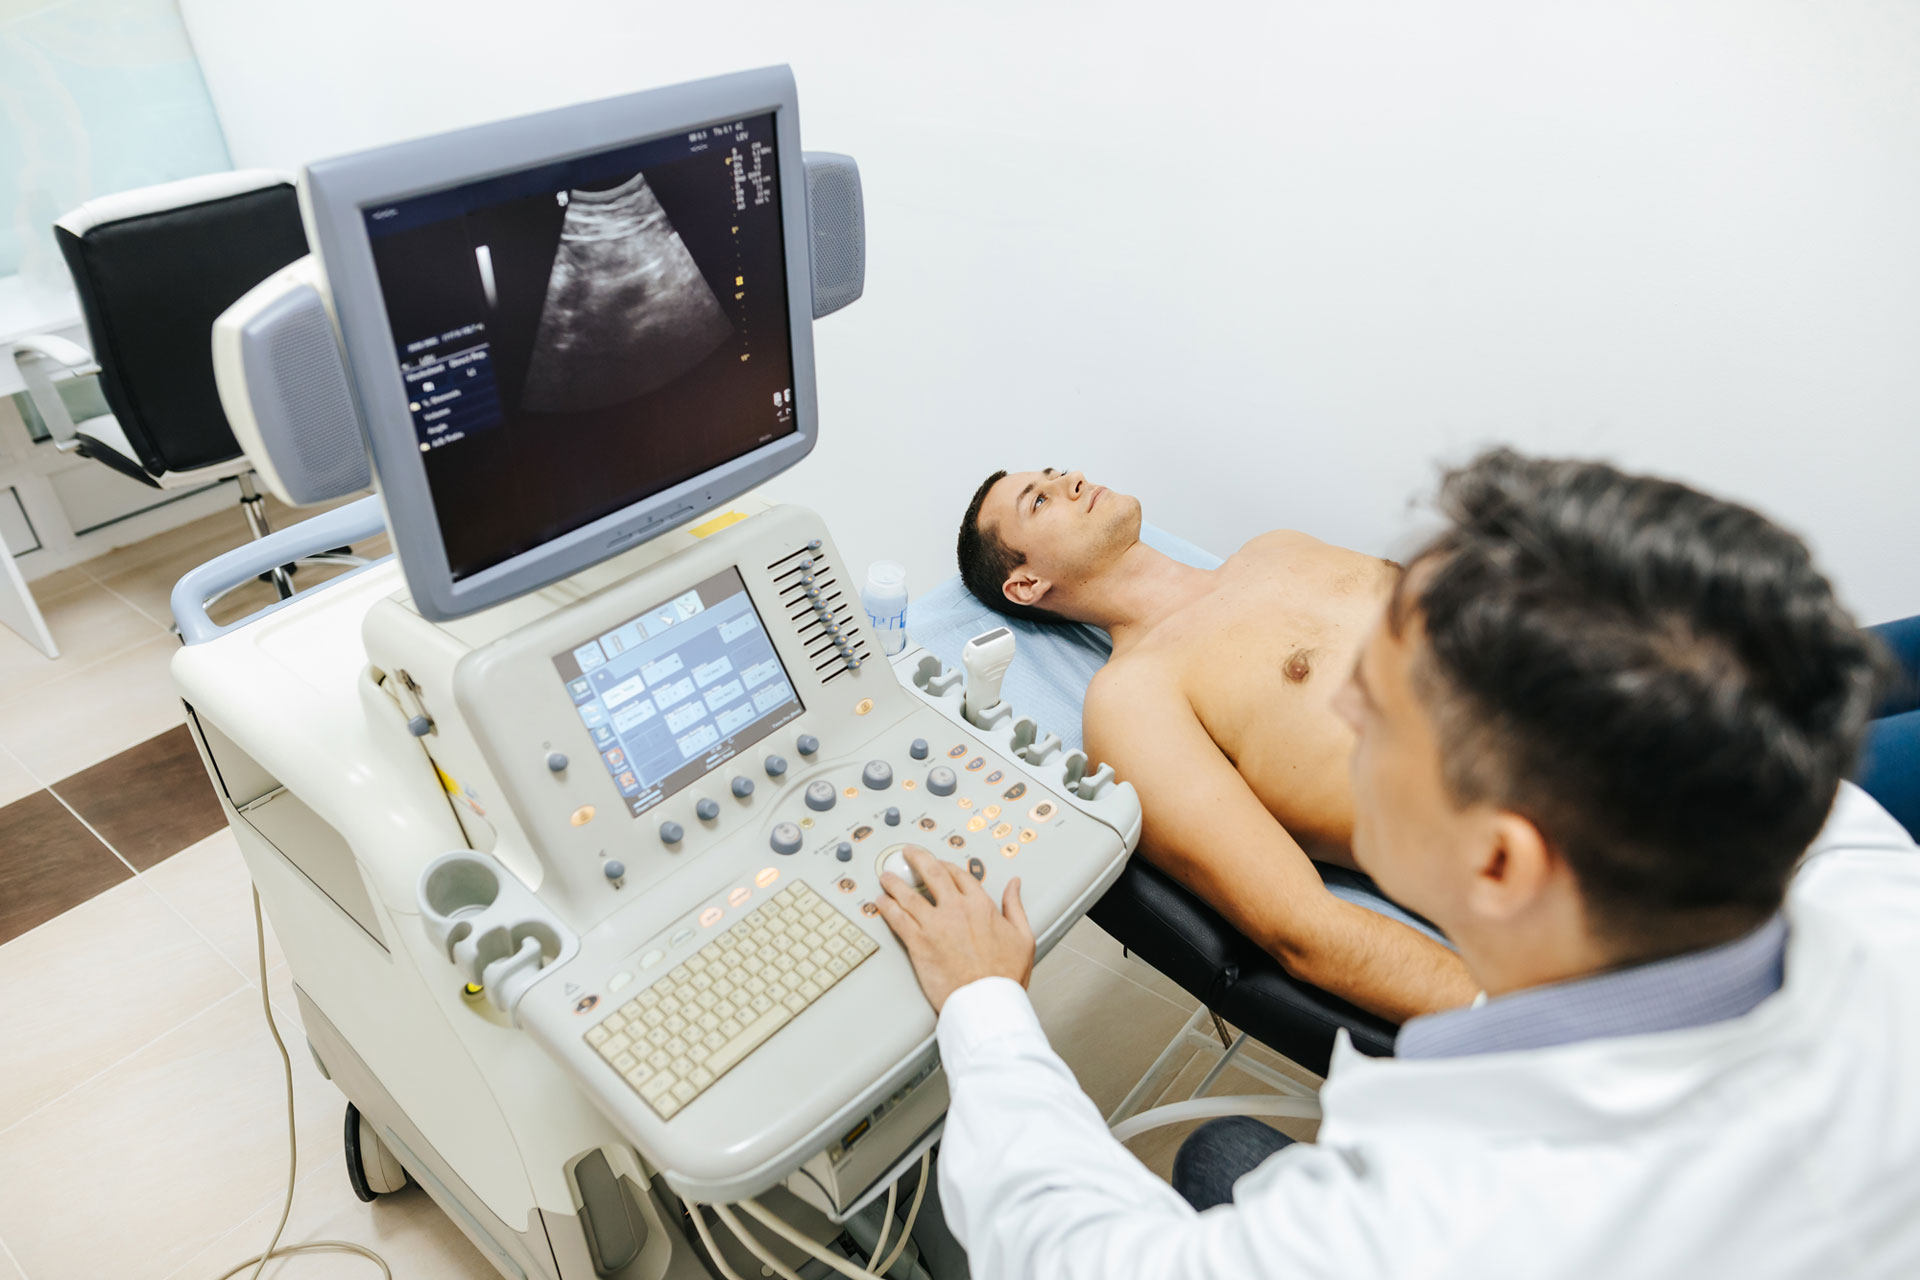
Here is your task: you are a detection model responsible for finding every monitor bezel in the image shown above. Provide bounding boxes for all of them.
[301,65,816,621]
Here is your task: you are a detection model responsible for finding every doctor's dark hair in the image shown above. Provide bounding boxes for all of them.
[1395,449,1885,953]
[958,470,1070,626]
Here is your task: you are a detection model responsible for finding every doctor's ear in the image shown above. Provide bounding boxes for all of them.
[1464,812,1556,922]
[1003,569,1050,609]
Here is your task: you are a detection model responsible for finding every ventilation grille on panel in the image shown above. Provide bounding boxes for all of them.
[768,540,870,682]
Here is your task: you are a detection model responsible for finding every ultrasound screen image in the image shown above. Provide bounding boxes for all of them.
[363,116,797,581]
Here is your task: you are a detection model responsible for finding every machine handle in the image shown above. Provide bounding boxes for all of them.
[172,495,386,644]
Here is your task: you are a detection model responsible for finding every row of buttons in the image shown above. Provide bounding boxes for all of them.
[654,737,822,847]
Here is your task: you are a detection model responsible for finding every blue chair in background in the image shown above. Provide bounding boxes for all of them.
[1861,615,1920,838]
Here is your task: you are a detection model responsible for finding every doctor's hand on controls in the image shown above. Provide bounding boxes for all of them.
[872,448,1920,1280]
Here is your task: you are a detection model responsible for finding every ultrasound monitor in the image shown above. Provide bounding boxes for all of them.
[302,66,819,620]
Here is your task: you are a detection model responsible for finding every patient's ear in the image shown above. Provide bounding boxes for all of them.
[1004,567,1050,609]
[1464,811,1554,923]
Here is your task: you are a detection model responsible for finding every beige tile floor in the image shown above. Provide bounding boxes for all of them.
[0,500,1315,1279]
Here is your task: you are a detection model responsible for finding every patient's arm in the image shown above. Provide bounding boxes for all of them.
[1084,668,1477,1023]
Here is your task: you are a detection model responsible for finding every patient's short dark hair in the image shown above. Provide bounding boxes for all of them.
[1396,448,1885,954]
[957,470,1069,625]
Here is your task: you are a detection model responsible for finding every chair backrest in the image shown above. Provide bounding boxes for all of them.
[55,171,308,477]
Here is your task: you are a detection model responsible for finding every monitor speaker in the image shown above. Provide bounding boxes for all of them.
[213,255,371,506]
[803,152,864,319]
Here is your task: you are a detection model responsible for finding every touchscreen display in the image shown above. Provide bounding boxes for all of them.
[363,114,797,581]
[552,568,802,817]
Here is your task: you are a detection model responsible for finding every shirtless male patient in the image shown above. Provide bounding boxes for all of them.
[957,468,1477,1021]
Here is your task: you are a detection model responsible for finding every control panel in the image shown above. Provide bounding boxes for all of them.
[403,506,1140,1208]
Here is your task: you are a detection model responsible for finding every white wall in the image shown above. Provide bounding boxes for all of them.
[180,0,1920,622]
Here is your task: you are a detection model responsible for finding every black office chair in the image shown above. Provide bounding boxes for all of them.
[10,170,361,599]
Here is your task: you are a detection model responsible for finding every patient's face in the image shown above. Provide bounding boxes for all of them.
[982,468,1142,607]
[1333,611,1474,930]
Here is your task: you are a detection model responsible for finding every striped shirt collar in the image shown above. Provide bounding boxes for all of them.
[1396,914,1788,1060]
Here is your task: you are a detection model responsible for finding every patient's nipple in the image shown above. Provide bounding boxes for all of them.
[1283,649,1313,683]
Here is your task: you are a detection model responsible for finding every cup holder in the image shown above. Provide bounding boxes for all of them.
[423,856,499,920]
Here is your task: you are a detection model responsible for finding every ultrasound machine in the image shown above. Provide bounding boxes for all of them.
[173,66,1140,1279]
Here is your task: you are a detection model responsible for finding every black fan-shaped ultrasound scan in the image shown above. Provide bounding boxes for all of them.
[366,115,797,581]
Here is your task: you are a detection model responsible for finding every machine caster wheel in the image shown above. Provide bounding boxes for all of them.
[344,1102,408,1201]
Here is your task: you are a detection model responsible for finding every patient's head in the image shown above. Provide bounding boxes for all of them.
[1335,448,1883,972]
[956,468,1143,624]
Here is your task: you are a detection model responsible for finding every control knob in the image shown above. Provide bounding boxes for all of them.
[731,776,755,799]
[861,760,894,790]
[797,734,820,756]
[770,823,803,856]
[804,780,838,812]
[545,751,568,773]
[884,806,901,826]
[696,798,721,821]
[926,766,957,797]
[659,821,683,845]
[764,755,788,778]
[909,738,929,760]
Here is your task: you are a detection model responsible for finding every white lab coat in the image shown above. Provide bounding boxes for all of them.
[935,783,1920,1279]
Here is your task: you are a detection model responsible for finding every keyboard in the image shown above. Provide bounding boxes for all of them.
[585,881,881,1119]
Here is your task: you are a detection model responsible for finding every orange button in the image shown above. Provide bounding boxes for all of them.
[1029,801,1057,824]
[699,907,724,928]
[993,822,1013,838]
[855,698,874,715]
[1001,843,1019,858]
[983,805,1002,820]
[966,815,987,832]
[755,867,780,888]
[956,796,974,809]
[727,886,752,908]
[1020,828,1037,843]
[570,805,596,826]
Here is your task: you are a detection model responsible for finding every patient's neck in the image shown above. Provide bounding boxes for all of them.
[1073,544,1215,644]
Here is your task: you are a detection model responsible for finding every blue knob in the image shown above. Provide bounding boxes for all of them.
[696,797,721,821]
[862,760,894,790]
[910,739,929,760]
[731,776,754,799]
[805,780,838,812]
[765,755,788,777]
[926,767,957,797]
[836,842,853,862]
[770,822,803,856]
[546,751,569,772]
[885,807,901,826]
[797,734,820,756]
[659,821,683,845]
[604,860,626,881]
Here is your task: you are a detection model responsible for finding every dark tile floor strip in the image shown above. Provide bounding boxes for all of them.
[51,725,226,871]
[1,725,228,946]
[0,790,132,943]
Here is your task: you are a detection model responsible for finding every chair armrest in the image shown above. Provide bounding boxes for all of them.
[1110,1095,1323,1145]
[10,334,100,450]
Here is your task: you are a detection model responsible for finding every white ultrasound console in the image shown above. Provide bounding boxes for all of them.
[377,503,1138,1209]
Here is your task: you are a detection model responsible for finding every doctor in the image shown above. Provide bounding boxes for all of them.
[876,448,1920,1279]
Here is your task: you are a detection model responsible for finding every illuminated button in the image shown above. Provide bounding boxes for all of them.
[797,734,820,756]
[926,767,957,797]
[844,786,860,798]
[571,805,596,826]
[910,739,929,760]
[993,822,1013,839]
[986,770,1005,784]
[696,798,721,821]
[861,760,894,790]
[855,698,873,716]
[699,907,724,928]
[805,780,838,811]
[966,816,987,832]
[1020,828,1037,843]
[902,779,917,791]
[1001,843,1019,858]
[731,776,755,799]
[764,755,788,778]
[983,805,1001,819]
[1002,782,1027,802]
[755,867,780,888]
[658,822,683,845]
[967,858,985,881]
[946,835,966,850]
[884,808,901,826]
[770,823,803,856]
[861,901,880,917]
[966,757,986,772]
[956,796,974,809]
[918,817,937,831]
[837,877,858,894]
[728,886,752,908]
[948,745,967,759]
[1029,801,1057,823]
[852,825,873,841]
